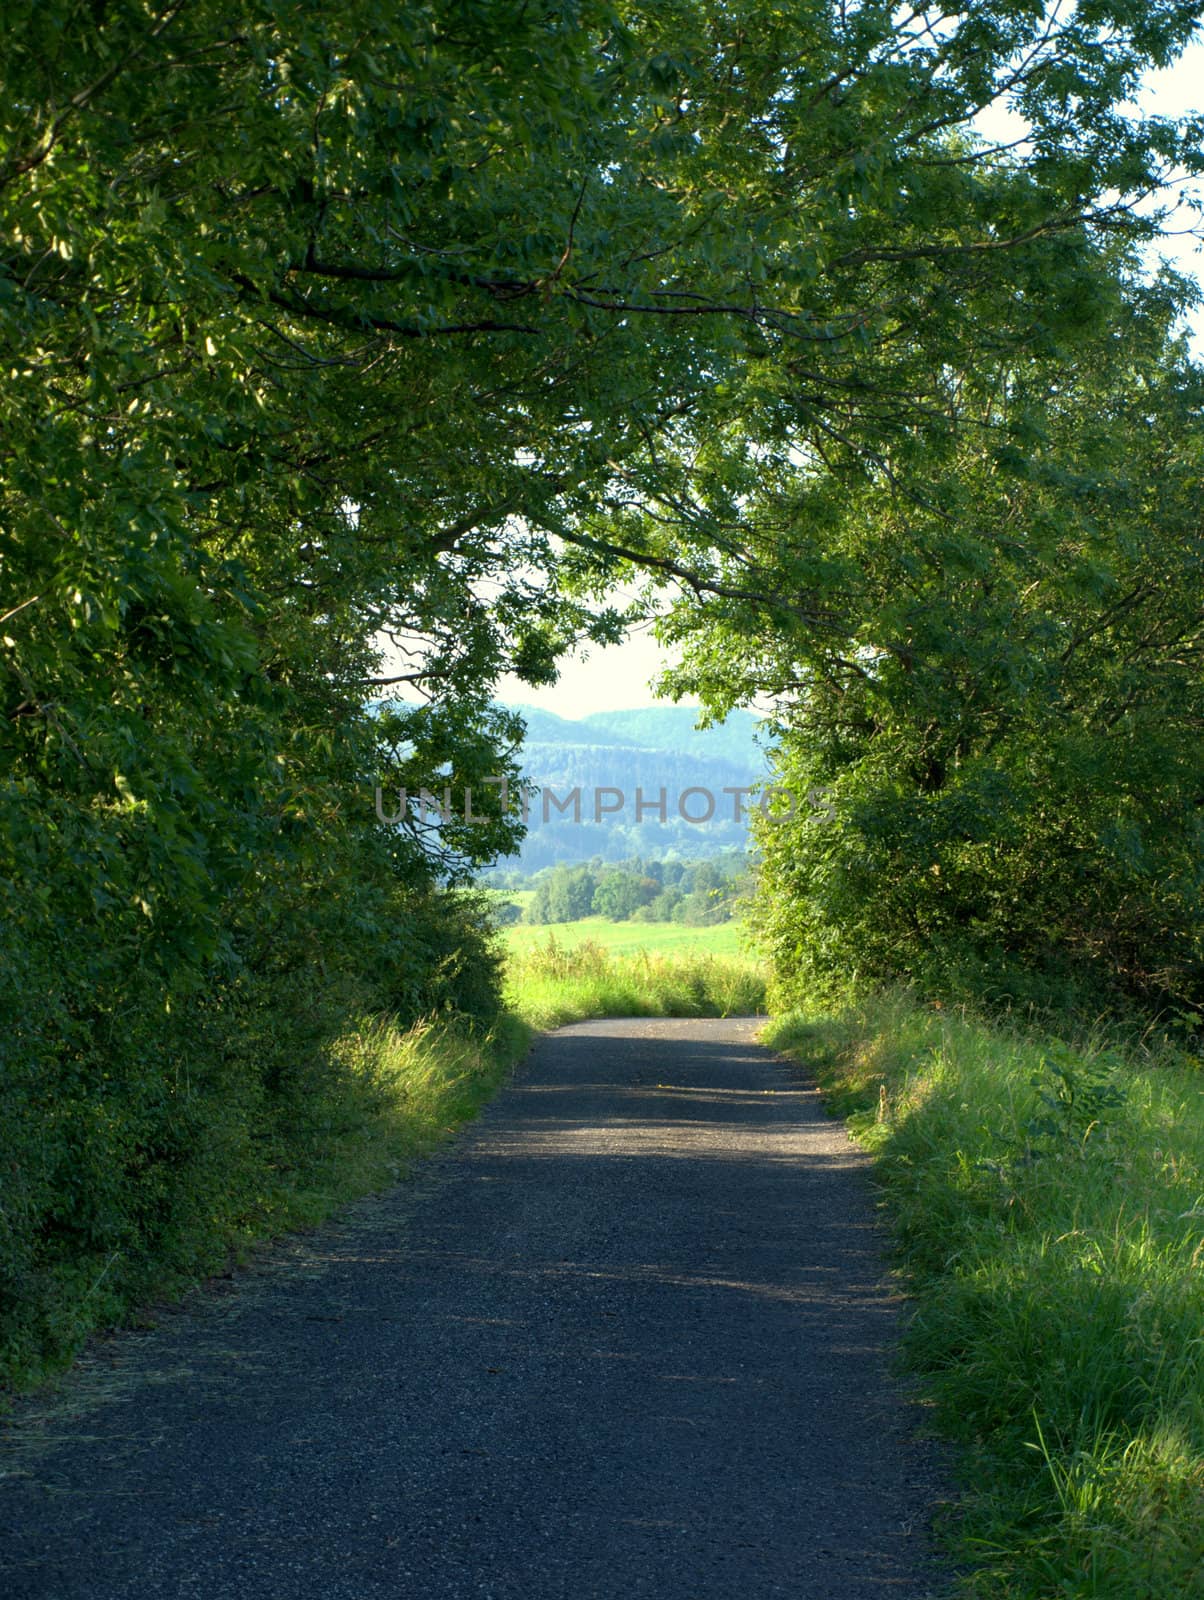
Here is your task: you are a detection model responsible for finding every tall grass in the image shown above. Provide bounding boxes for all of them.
[766,991,1204,1598]
[506,935,767,1029]
[265,1011,532,1222]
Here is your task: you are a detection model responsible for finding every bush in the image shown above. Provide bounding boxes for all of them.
[0,886,509,1391]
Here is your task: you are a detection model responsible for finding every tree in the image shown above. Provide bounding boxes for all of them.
[3,0,1203,1370]
[591,870,658,920]
[688,302,1204,1006]
[529,865,598,923]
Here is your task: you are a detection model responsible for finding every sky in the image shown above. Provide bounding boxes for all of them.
[496,617,685,718]
[493,33,1204,720]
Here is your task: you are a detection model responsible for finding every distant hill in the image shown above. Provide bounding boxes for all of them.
[510,705,762,761]
[585,706,761,766]
[497,704,768,868]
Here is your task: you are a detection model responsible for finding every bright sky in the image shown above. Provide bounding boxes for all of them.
[497,33,1204,720]
[496,617,685,717]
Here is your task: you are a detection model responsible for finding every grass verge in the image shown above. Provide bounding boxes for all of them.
[765,990,1204,1598]
[258,1010,533,1226]
[505,935,767,1030]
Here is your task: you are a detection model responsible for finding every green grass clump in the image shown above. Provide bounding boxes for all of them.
[506,935,767,1029]
[258,1010,532,1224]
[765,991,1204,1598]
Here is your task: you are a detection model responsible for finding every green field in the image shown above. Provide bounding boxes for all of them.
[486,887,537,915]
[503,917,754,960]
[503,921,767,1030]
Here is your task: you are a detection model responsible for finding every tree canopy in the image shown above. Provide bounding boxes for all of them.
[3,0,1203,1373]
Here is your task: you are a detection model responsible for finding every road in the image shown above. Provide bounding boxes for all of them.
[1,1017,946,1598]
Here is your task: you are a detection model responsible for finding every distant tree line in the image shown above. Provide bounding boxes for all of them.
[490,855,750,926]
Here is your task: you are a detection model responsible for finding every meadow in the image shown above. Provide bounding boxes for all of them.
[502,922,766,1030]
[503,916,751,960]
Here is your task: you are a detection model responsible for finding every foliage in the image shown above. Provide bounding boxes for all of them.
[732,317,1204,1011]
[528,864,599,924]
[4,0,1203,1379]
[0,986,529,1391]
[592,868,659,921]
[513,853,749,923]
[1020,1044,1128,1161]
[766,991,1204,1598]
[0,0,787,1381]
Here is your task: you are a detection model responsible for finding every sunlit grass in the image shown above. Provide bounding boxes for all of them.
[505,916,750,960]
[269,1011,533,1222]
[766,991,1204,1598]
[505,933,767,1029]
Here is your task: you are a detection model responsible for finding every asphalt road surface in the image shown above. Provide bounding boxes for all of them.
[1,1017,947,1598]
